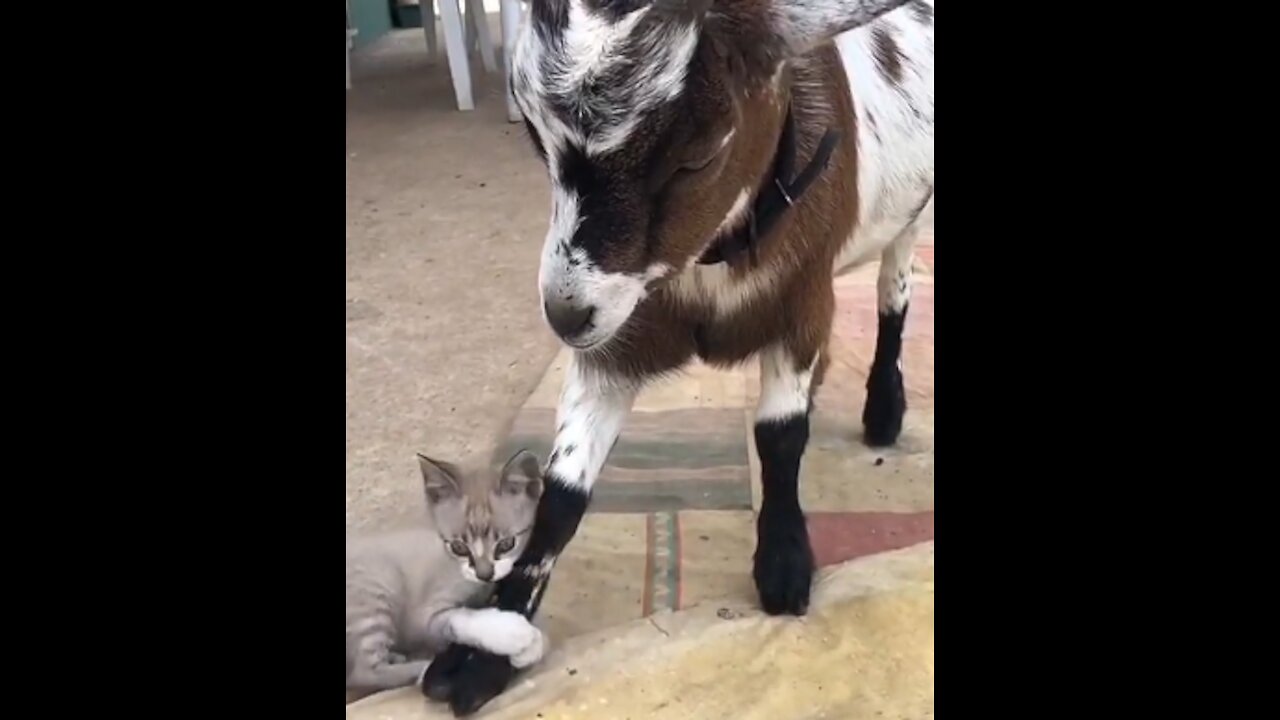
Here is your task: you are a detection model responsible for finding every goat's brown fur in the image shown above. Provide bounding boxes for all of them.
[587,46,857,381]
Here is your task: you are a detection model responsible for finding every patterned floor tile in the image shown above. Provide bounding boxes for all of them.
[802,409,935,513]
[643,512,682,614]
[799,254,935,512]
[833,281,933,341]
[537,512,648,642]
[633,361,749,412]
[500,405,753,513]
[808,511,935,567]
[676,510,758,610]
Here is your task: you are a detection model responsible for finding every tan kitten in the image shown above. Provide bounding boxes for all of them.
[345,450,545,694]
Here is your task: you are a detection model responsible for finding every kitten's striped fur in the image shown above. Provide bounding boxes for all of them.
[345,450,546,696]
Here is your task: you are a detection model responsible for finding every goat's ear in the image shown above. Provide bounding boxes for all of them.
[772,0,912,55]
[710,0,912,79]
[417,454,463,504]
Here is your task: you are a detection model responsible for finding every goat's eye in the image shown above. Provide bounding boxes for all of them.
[448,539,470,556]
[495,537,516,556]
[679,152,718,174]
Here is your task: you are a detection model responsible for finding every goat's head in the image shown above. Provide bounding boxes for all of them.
[513,0,910,349]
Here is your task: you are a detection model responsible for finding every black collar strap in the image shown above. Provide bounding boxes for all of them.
[698,102,842,266]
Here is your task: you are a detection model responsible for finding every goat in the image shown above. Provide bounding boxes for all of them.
[423,0,933,714]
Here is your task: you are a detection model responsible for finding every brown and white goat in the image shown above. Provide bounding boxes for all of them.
[424,0,933,713]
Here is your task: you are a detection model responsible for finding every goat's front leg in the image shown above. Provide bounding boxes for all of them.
[862,228,917,446]
[753,341,823,616]
[421,355,637,716]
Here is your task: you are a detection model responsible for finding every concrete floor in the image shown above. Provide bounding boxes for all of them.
[349,543,935,719]
[346,28,559,532]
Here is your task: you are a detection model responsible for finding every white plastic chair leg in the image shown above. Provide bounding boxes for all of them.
[346,0,357,90]
[466,0,499,73]
[465,4,477,55]
[500,0,522,122]
[437,0,474,110]
[422,1,439,62]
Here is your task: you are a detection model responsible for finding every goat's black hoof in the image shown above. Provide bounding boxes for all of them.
[420,643,470,702]
[445,649,516,717]
[862,368,906,447]
[753,508,815,616]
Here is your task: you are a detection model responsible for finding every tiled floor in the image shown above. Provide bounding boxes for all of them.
[504,234,936,645]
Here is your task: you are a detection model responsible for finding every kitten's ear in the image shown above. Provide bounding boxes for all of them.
[417,454,463,504]
[498,448,543,500]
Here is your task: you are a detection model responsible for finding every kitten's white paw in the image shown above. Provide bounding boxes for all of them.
[509,626,545,669]
[456,608,545,667]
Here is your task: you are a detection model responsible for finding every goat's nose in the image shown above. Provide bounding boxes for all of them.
[544,299,595,340]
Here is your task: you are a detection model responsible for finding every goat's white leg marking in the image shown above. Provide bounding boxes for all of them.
[548,355,639,491]
[863,225,918,445]
[877,227,916,318]
[431,608,546,669]
[757,346,818,423]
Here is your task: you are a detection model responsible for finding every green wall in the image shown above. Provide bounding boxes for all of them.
[350,0,393,49]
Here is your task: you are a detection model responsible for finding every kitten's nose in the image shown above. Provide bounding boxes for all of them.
[473,561,494,581]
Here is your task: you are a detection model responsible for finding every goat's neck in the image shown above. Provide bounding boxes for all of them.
[699,79,839,268]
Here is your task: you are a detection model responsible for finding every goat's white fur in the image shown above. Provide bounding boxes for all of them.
[834,8,933,271]
[547,356,639,490]
[757,346,819,422]
[876,225,917,316]
[519,555,559,614]
[714,187,753,237]
[668,257,784,319]
[517,0,701,157]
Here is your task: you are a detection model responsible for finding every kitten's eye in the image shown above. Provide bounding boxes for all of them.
[495,537,516,556]
[448,540,470,556]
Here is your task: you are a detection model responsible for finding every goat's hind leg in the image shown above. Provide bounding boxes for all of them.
[862,225,919,447]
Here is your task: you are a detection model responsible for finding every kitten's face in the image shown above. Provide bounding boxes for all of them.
[417,449,542,583]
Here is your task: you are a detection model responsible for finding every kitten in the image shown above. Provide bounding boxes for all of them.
[345,449,546,694]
